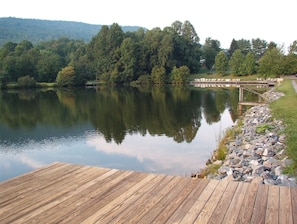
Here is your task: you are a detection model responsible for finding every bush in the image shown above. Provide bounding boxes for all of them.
[56,66,76,87]
[17,75,36,88]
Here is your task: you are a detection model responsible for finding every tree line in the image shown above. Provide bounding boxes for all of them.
[0,20,296,88]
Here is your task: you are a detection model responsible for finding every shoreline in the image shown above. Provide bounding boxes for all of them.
[196,88,297,187]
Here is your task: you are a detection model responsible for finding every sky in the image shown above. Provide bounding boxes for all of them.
[1,0,296,49]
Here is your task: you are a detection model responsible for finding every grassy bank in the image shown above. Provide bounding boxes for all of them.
[270,79,297,175]
[4,82,57,89]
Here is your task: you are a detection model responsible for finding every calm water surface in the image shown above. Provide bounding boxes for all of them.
[0,86,249,181]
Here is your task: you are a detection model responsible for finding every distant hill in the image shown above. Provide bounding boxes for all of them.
[0,17,145,47]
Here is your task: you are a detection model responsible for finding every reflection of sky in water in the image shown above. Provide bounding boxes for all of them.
[0,109,234,182]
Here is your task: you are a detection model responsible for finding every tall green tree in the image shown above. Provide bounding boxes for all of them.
[203,37,221,70]
[251,38,267,60]
[151,66,166,84]
[283,40,297,75]
[237,39,251,55]
[229,49,245,75]
[288,40,297,55]
[170,66,190,84]
[228,39,238,58]
[241,52,256,75]
[119,37,137,82]
[214,51,228,75]
[37,50,63,82]
[258,47,284,78]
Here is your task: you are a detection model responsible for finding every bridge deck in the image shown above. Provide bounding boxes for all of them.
[0,162,296,223]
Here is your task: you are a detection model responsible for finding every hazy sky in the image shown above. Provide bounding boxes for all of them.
[1,0,296,49]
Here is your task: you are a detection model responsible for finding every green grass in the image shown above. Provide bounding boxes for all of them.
[5,82,57,89]
[270,79,297,175]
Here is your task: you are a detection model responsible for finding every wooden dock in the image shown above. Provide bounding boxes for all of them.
[0,162,296,223]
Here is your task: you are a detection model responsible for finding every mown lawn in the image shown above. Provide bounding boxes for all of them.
[270,78,297,175]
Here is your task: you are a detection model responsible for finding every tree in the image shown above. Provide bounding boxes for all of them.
[237,39,251,55]
[242,52,256,75]
[228,39,238,58]
[170,66,190,84]
[214,51,228,75]
[229,49,245,75]
[37,50,63,82]
[171,21,201,73]
[151,66,166,84]
[87,24,124,82]
[258,47,284,78]
[283,41,297,75]
[288,40,297,55]
[251,38,267,60]
[17,75,36,88]
[181,20,200,44]
[203,37,221,70]
[56,66,76,86]
[119,37,137,82]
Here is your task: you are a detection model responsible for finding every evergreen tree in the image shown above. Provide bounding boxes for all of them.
[228,39,238,58]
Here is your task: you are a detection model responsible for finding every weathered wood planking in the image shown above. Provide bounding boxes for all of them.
[0,162,295,224]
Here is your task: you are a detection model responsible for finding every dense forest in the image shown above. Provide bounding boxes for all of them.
[0,19,297,88]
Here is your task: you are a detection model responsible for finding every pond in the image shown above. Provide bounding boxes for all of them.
[0,85,259,181]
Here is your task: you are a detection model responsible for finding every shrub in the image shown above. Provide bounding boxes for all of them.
[17,75,36,88]
[56,66,76,87]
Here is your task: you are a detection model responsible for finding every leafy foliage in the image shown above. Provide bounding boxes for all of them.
[17,75,36,88]
[56,66,76,87]
[229,49,245,75]
[214,51,228,75]
[258,47,284,78]
[170,66,190,84]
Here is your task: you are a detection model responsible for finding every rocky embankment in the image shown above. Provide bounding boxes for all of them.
[203,89,297,187]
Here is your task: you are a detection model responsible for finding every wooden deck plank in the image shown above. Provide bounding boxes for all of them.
[95,173,167,223]
[165,178,210,223]
[11,166,114,224]
[29,169,135,224]
[0,163,82,205]
[265,185,280,224]
[0,164,87,218]
[0,162,295,224]
[152,178,208,224]
[180,179,219,223]
[207,181,239,224]
[222,182,249,224]
[279,186,293,224]
[122,175,183,223]
[291,187,297,224]
[235,182,259,223]
[0,165,107,223]
[137,177,192,224]
[250,184,269,224]
[0,162,66,193]
[101,175,175,223]
[194,178,229,223]
[81,173,163,223]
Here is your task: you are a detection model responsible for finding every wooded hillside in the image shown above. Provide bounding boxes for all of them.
[0,17,143,46]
